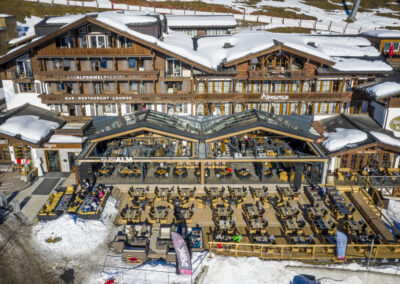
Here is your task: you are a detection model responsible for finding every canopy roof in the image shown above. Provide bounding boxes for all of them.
[89,109,319,143]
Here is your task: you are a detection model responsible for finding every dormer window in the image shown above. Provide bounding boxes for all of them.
[57,36,74,48]
[117,36,132,48]
[89,35,106,48]
[250,58,259,71]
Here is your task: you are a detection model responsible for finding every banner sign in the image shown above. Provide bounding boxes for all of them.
[171,232,192,275]
[336,230,348,260]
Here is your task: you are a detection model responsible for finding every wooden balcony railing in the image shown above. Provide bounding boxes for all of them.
[249,69,308,79]
[39,91,353,104]
[37,47,154,57]
[35,70,159,81]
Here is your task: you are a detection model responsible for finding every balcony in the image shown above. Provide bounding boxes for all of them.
[248,69,307,80]
[11,70,34,82]
[35,70,159,81]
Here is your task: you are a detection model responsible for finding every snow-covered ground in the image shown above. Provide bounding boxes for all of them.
[32,196,119,257]
[24,0,400,33]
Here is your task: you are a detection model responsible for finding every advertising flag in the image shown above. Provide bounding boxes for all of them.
[171,232,192,275]
[336,230,348,260]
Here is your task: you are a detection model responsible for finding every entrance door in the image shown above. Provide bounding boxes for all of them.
[46,150,61,172]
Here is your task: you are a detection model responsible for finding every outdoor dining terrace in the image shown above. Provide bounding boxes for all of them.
[113,183,399,260]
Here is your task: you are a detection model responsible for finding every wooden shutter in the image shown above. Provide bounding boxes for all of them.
[55,104,61,112]
[35,83,41,94]
[125,104,131,114]
[111,104,116,113]
[90,104,95,116]
[160,82,165,93]
[85,60,91,71]
[75,105,82,116]
[182,81,188,92]
[70,60,76,71]
[109,82,114,92]
[124,82,129,92]
[48,60,54,70]
[73,83,79,94]
[107,60,113,70]
[51,83,57,92]
[183,103,188,113]
[13,83,19,93]
[122,60,128,70]
[146,82,151,94]
[87,83,93,94]
[161,104,166,113]
[144,60,151,71]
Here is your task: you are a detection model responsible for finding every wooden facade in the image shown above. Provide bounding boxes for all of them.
[0,16,387,120]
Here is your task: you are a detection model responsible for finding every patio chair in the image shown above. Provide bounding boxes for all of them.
[308,235,315,244]
[269,235,276,244]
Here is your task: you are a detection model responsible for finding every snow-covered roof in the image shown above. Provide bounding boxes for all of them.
[166,15,237,28]
[0,14,12,18]
[369,131,400,148]
[362,29,400,38]
[46,14,86,25]
[366,81,400,98]
[331,57,393,72]
[322,128,368,152]
[48,134,86,144]
[0,11,392,73]
[0,115,59,143]
[9,16,43,45]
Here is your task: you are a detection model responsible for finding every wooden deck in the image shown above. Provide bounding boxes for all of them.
[112,184,399,260]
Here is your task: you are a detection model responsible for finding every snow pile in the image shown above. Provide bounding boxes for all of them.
[0,115,59,143]
[362,30,400,38]
[322,128,368,152]
[331,57,393,72]
[166,15,237,27]
[369,131,400,147]
[366,81,400,98]
[32,197,118,257]
[99,11,158,24]
[48,134,86,143]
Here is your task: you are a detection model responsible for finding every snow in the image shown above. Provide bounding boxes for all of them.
[331,57,393,72]
[9,16,42,45]
[46,14,85,24]
[366,81,400,98]
[91,254,367,284]
[48,134,86,143]
[302,36,372,47]
[362,30,400,38]
[322,128,368,152]
[314,43,380,57]
[0,14,12,17]
[0,115,59,143]
[32,196,118,257]
[369,131,400,148]
[166,15,237,27]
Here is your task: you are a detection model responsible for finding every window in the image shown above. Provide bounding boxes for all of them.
[79,27,87,34]
[340,154,348,168]
[166,58,182,77]
[166,82,181,94]
[102,82,109,92]
[92,60,99,71]
[16,57,32,77]
[18,83,35,93]
[383,42,400,52]
[236,81,245,93]
[79,35,87,48]
[117,36,132,48]
[57,36,74,48]
[207,29,217,36]
[382,153,391,168]
[54,59,62,69]
[128,58,136,69]
[64,59,70,71]
[89,35,106,48]
[319,102,328,114]
[197,81,205,93]
[350,154,357,170]
[104,104,116,114]
[100,59,107,69]
[94,82,101,94]
[61,104,68,113]
[58,82,65,91]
